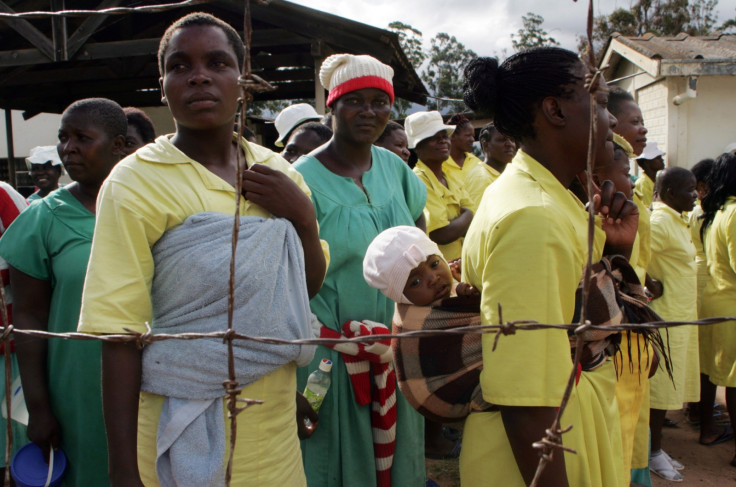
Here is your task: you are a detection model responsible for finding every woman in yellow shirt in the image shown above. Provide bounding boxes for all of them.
[461,48,637,487]
[465,123,517,204]
[698,152,736,466]
[445,113,482,183]
[406,111,475,261]
[78,13,326,486]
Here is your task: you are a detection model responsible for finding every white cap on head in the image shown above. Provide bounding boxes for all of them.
[363,225,443,304]
[25,146,62,172]
[274,104,321,147]
[724,142,736,154]
[404,111,455,149]
[638,141,665,161]
[319,53,394,107]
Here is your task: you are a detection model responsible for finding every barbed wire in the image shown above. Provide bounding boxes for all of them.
[0,0,213,20]
[0,1,727,486]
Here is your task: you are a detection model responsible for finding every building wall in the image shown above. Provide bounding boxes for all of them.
[678,75,736,166]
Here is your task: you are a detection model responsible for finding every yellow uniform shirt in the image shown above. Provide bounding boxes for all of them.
[442,152,482,185]
[688,204,709,316]
[464,162,501,205]
[632,193,652,285]
[460,151,623,487]
[78,135,328,486]
[700,197,736,386]
[648,201,700,409]
[413,160,475,261]
[634,174,654,209]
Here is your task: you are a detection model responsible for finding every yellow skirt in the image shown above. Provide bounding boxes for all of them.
[137,364,306,486]
[650,325,700,409]
[615,333,652,471]
[460,361,625,487]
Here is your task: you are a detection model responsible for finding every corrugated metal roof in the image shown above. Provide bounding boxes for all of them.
[611,32,736,62]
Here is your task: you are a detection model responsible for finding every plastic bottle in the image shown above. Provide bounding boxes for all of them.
[303,359,332,428]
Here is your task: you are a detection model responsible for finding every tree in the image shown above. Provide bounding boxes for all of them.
[589,0,721,61]
[421,32,477,113]
[388,21,425,117]
[511,12,560,51]
[388,21,425,69]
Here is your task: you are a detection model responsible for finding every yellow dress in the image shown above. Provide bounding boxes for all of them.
[689,204,709,316]
[79,135,329,486]
[413,160,475,261]
[443,152,483,185]
[616,196,653,471]
[634,174,655,209]
[632,193,651,285]
[465,162,501,205]
[700,197,736,386]
[460,151,624,487]
[648,202,700,409]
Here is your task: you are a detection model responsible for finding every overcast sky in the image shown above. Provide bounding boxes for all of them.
[291,0,735,57]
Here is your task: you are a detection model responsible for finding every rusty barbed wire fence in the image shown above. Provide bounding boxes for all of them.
[0,1,731,486]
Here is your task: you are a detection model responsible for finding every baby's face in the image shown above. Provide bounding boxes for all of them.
[403,254,453,306]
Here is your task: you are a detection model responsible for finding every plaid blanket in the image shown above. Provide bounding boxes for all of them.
[392,295,495,423]
[392,256,671,424]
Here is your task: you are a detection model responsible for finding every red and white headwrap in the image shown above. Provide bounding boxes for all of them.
[319,54,394,107]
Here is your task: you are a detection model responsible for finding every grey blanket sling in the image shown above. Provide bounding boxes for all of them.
[140,212,314,487]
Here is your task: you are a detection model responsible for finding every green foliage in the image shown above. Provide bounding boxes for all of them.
[388,21,426,117]
[719,6,735,32]
[388,21,426,69]
[589,0,721,61]
[511,12,560,51]
[421,32,477,113]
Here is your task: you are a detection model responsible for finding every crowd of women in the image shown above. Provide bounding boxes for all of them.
[0,10,734,487]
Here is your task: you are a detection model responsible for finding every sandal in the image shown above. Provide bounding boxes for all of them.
[650,450,683,482]
[700,425,734,446]
[660,450,684,470]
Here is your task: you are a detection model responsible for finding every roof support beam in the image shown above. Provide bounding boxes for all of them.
[0,1,55,61]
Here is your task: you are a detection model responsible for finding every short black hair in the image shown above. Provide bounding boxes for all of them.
[293,121,333,144]
[654,166,693,195]
[123,107,156,144]
[64,98,126,138]
[158,12,245,75]
[447,113,472,130]
[478,123,497,144]
[463,47,582,140]
[607,86,635,118]
[376,121,404,144]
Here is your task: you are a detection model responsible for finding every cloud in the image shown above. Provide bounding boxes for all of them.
[291,0,734,58]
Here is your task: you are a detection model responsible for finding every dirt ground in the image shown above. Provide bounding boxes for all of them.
[426,389,736,487]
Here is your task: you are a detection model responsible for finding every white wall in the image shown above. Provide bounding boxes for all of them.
[0,110,62,159]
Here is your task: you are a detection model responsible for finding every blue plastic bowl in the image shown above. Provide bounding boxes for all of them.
[10,443,67,487]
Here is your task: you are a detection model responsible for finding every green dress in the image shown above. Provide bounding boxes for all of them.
[0,188,108,486]
[293,147,427,487]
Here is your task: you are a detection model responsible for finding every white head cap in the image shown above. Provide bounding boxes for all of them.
[25,146,63,172]
[724,142,736,154]
[404,111,455,149]
[274,104,321,147]
[638,141,665,161]
[319,53,394,107]
[363,226,443,304]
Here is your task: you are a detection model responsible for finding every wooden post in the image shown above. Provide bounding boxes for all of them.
[4,110,16,188]
[311,41,326,115]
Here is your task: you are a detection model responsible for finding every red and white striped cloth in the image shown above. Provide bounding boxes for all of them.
[320,320,396,487]
[0,181,28,353]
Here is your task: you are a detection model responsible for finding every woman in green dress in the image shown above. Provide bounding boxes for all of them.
[293,54,427,486]
[0,98,125,486]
